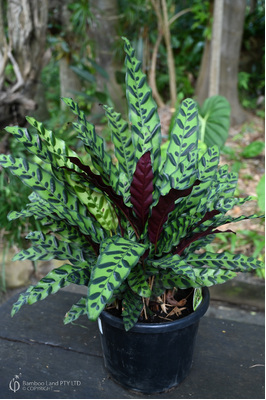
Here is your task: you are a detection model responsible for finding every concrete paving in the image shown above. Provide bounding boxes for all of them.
[0,290,264,399]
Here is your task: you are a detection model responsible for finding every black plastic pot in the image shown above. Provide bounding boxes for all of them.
[98,287,210,394]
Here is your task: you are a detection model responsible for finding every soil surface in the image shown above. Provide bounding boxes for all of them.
[106,288,195,325]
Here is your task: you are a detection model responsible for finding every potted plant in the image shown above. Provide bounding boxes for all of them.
[0,38,264,394]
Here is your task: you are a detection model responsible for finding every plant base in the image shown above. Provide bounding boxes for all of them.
[98,287,210,394]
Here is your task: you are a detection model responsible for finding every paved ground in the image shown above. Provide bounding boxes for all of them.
[0,290,264,399]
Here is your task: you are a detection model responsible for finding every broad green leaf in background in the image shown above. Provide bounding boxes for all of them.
[70,65,96,83]
[256,174,265,212]
[87,57,109,79]
[198,95,231,149]
[241,141,265,158]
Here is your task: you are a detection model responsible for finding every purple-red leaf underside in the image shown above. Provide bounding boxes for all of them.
[65,157,140,236]
[174,227,235,256]
[148,180,200,245]
[196,210,220,226]
[130,152,154,233]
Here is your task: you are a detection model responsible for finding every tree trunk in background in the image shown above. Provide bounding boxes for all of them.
[0,0,7,91]
[59,0,82,110]
[208,0,223,97]
[195,37,210,105]
[220,0,246,124]
[60,58,82,105]
[196,0,246,125]
[90,0,126,116]
[0,0,48,127]
[161,0,176,109]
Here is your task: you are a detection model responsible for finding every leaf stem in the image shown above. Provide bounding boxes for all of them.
[142,297,148,320]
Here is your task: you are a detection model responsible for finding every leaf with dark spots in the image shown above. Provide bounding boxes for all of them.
[172,135,181,146]
[184,125,197,138]
[144,107,156,123]
[176,118,184,129]
[138,76,146,89]
[65,157,140,236]
[180,142,196,157]
[187,111,197,121]
[130,152,154,233]
[127,85,138,99]
[168,153,177,166]
[134,61,141,73]
[129,102,140,117]
[140,91,150,105]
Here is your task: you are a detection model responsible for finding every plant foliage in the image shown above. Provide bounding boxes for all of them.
[198,95,231,149]
[0,38,264,330]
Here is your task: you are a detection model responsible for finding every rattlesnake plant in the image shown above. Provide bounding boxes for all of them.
[0,38,264,330]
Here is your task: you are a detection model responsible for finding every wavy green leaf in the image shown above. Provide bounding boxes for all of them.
[161,267,236,289]
[151,254,195,278]
[38,217,90,247]
[11,264,86,311]
[11,286,34,317]
[87,236,147,320]
[156,217,190,256]
[13,231,95,266]
[122,288,143,331]
[160,99,199,194]
[127,263,151,297]
[5,120,81,190]
[61,97,119,192]
[64,297,87,324]
[185,251,264,272]
[27,264,79,304]
[73,184,118,232]
[104,105,135,179]
[67,269,90,285]
[0,155,105,242]
[122,37,161,172]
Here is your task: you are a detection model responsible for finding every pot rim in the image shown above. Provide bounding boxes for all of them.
[99,287,210,333]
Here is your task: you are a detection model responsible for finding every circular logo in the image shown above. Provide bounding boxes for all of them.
[9,377,20,393]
